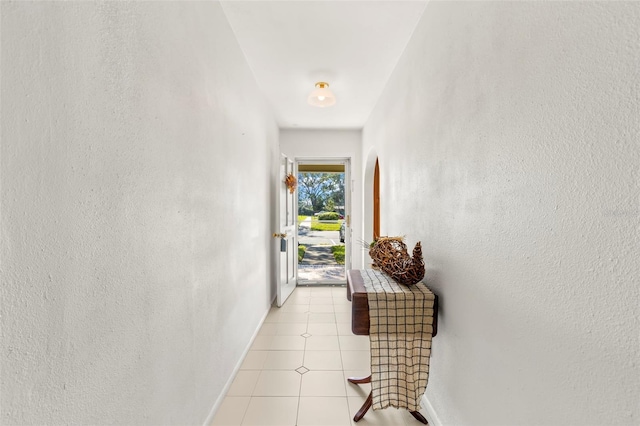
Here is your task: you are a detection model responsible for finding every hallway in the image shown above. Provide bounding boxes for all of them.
[3,1,638,424]
[211,286,424,425]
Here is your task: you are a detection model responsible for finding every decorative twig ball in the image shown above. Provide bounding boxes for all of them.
[369,237,425,286]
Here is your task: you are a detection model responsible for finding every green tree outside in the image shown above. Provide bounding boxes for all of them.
[298,172,344,213]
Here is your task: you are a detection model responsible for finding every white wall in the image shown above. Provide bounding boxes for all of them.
[1,2,278,424]
[280,130,364,269]
[363,2,639,425]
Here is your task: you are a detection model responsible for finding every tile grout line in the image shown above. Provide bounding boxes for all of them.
[334,296,348,397]
[334,294,355,426]
[295,294,311,426]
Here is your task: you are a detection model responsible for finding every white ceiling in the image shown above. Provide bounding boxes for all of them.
[220,1,428,129]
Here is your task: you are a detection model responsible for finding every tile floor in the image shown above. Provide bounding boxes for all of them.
[210,286,430,426]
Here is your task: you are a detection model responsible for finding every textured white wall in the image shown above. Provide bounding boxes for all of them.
[363,2,639,425]
[280,129,364,269]
[1,2,278,424]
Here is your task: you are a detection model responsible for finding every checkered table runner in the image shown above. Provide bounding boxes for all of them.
[361,269,435,411]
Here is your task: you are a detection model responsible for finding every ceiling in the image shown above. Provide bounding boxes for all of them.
[220,1,428,129]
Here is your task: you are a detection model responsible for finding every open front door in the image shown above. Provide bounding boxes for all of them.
[296,159,350,284]
[275,154,297,307]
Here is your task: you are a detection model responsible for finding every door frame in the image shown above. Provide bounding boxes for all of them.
[373,158,380,240]
[295,157,351,285]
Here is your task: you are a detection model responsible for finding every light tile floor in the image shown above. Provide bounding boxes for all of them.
[211,286,429,426]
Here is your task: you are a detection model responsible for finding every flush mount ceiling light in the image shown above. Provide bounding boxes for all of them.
[307,82,336,108]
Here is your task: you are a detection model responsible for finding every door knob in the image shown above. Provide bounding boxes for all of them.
[273,233,287,238]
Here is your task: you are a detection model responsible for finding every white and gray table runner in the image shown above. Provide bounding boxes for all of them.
[361,269,436,411]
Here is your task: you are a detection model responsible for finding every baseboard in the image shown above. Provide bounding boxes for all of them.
[203,303,273,426]
[421,395,442,426]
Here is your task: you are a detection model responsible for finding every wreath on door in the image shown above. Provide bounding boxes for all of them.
[285,173,297,194]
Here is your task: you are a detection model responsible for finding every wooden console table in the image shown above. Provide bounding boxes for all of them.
[346,269,438,424]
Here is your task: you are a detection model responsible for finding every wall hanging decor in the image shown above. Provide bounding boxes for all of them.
[285,173,297,194]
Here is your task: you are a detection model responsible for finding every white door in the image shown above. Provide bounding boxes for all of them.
[275,154,297,307]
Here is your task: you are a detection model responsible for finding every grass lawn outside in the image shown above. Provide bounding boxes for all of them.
[298,244,307,262]
[310,217,342,231]
[330,245,345,265]
[297,215,342,231]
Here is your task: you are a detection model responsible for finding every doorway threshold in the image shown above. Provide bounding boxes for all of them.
[296,282,346,287]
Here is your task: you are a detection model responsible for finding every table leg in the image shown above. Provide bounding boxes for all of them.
[410,411,429,424]
[353,392,373,422]
[347,374,427,424]
[347,375,371,384]
[347,375,372,422]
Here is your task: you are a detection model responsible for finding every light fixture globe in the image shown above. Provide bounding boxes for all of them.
[308,82,336,107]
